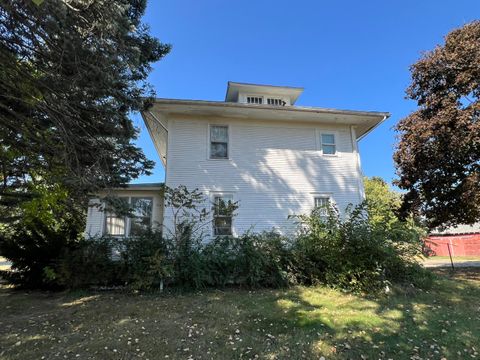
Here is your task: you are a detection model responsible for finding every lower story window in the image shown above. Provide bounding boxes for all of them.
[104,196,153,237]
[213,194,234,236]
[314,196,332,217]
[105,213,126,236]
[130,197,153,236]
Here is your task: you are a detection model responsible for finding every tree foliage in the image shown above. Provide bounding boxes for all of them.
[394,21,480,229]
[0,0,170,216]
[364,176,401,228]
[0,184,85,288]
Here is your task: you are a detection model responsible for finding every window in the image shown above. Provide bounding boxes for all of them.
[105,212,126,236]
[246,96,263,104]
[321,133,336,155]
[314,196,331,217]
[267,98,286,106]
[213,194,234,236]
[104,197,153,237]
[129,197,153,236]
[210,125,229,159]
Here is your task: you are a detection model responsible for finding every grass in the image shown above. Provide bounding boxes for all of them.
[1,269,479,359]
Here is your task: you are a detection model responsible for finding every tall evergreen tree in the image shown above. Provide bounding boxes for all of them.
[0,0,170,219]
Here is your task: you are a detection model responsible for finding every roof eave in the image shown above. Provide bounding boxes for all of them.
[149,98,390,118]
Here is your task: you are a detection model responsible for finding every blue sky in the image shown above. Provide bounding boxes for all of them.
[132,0,480,186]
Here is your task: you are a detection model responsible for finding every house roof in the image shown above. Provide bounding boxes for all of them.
[146,98,390,140]
[110,183,164,191]
[431,222,480,236]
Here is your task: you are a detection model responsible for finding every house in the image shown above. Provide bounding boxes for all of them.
[85,82,389,238]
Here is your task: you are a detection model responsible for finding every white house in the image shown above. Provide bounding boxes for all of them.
[85,82,389,238]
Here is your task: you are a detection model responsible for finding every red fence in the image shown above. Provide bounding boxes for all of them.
[424,233,480,256]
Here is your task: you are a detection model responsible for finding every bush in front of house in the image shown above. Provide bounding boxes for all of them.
[202,231,294,288]
[290,202,432,292]
[1,183,433,293]
[55,230,173,291]
[57,236,122,289]
[121,230,173,291]
[51,202,432,293]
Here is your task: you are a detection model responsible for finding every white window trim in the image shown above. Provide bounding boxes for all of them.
[244,94,264,105]
[238,93,291,106]
[266,97,288,106]
[311,193,335,217]
[103,196,154,237]
[315,130,340,157]
[209,191,236,237]
[207,124,231,160]
[311,192,334,207]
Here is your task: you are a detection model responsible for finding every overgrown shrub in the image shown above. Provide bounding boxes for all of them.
[203,231,293,288]
[121,230,173,291]
[291,202,433,292]
[1,184,433,294]
[57,237,122,289]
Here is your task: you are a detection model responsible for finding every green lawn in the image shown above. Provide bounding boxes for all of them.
[1,269,479,359]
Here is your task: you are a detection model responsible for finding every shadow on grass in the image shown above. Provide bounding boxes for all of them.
[0,269,479,359]
[265,269,480,359]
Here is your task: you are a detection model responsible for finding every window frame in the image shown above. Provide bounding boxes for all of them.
[316,130,339,156]
[208,124,230,160]
[103,196,154,237]
[103,196,129,237]
[211,192,235,236]
[266,97,287,106]
[245,95,264,105]
[313,194,334,218]
[129,196,154,237]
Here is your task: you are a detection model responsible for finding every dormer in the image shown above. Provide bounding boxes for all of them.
[225,81,304,106]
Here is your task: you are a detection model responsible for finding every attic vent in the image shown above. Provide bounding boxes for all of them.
[267,98,286,106]
[246,96,263,104]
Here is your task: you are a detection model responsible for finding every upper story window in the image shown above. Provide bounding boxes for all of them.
[213,194,234,236]
[246,96,263,104]
[210,125,229,159]
[267,98,286,106]
[320,133,336,155]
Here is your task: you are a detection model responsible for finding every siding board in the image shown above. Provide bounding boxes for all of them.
[164,116,363,237]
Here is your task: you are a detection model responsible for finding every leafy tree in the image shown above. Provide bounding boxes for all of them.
[0,184,85,288]
[364,176,401,228]
[394,21,480,229]
[0,0,170,217]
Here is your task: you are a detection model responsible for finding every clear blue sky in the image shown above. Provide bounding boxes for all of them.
[131,0,480,185]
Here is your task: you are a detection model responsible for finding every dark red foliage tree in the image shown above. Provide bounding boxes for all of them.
[394,21,480,229]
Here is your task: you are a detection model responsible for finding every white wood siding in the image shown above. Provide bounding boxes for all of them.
[164,116,364,237]
[84,190,164,238]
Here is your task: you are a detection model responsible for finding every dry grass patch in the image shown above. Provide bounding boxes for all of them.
[1,269,479,359]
